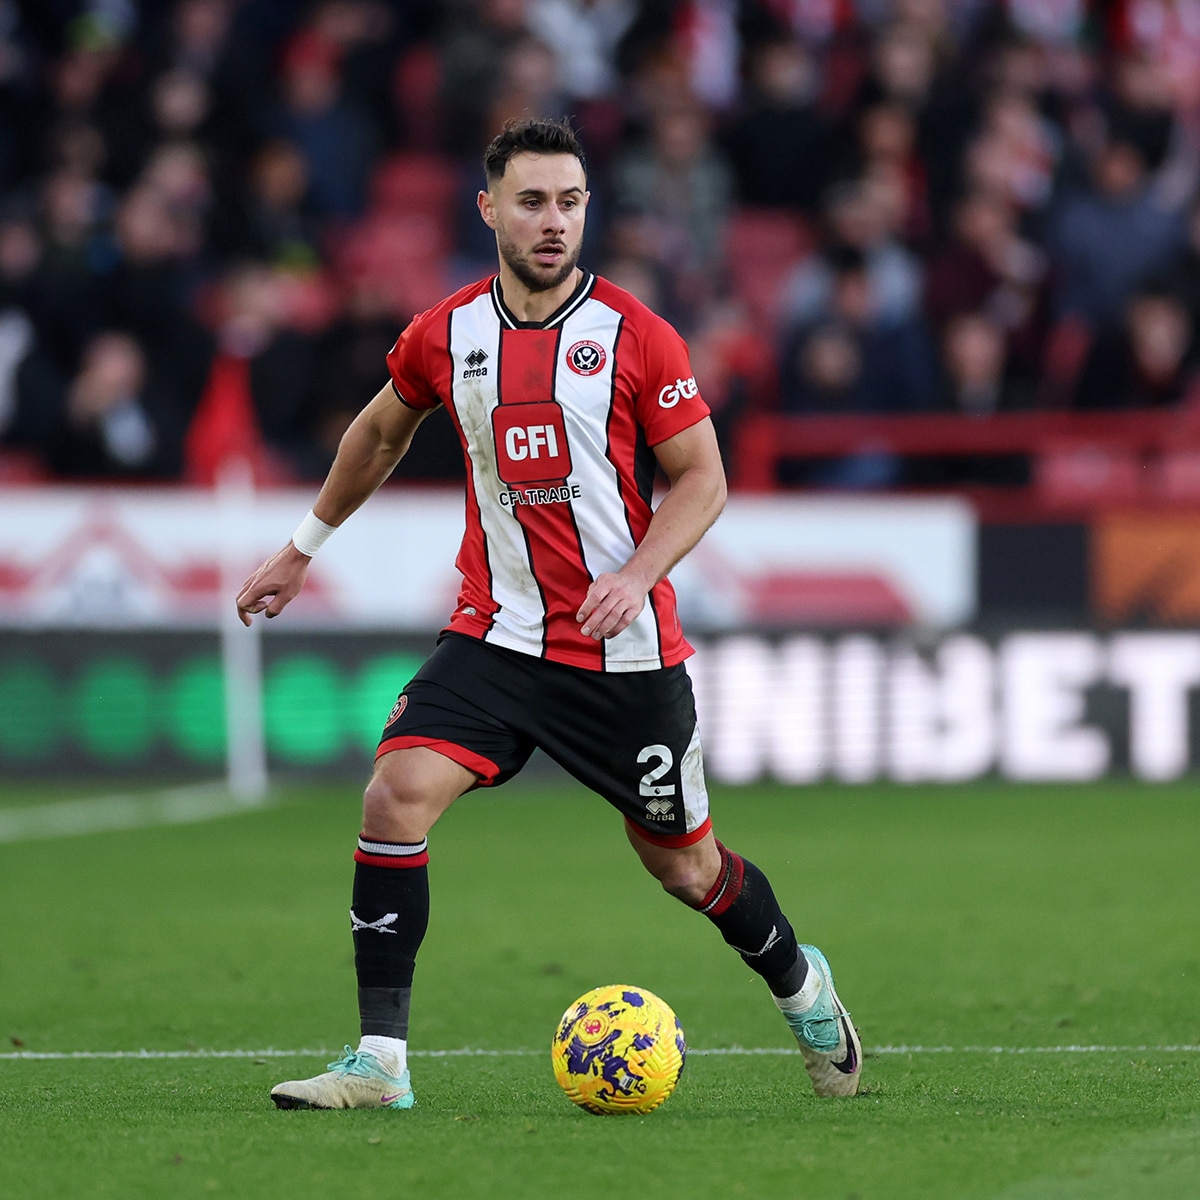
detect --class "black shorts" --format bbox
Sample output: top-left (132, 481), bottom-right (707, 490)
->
top-left (377, 633), bottom-right (711, 846)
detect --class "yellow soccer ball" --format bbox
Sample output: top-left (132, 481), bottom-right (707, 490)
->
top-left (551, 984), bottom-right (686, 1115)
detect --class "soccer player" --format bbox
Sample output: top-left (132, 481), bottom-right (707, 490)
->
top-left (236, 118), bottom-right (861, 1108)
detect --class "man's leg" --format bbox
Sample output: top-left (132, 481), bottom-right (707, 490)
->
top-left (270, 747), bottom-right (476, 1110)
top-left (625, 825), bottom-right (862, 1098)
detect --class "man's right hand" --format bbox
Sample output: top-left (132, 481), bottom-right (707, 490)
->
top-left (236, 542), bottom-right (312, 627)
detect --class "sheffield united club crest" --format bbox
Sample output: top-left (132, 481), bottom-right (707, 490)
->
top-left (566, 340), bottom-right (606, 376)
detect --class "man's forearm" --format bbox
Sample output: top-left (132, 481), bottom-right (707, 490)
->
top-left (310, 387), bottom-right (426, 527)
top-left (621, 460), bottom-right (726, 593)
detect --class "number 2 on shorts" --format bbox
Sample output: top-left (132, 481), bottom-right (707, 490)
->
top-left (637, 744), bottom-right (676, 798)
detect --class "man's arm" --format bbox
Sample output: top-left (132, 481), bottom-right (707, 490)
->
top-left (236, 383), bottom-right (432, 626)
top-left (576, 416), bottom-right (727, 640)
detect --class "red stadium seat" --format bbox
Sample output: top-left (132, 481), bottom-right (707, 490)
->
top-left (722, 207), bottom-right (813, 332)
top-left (370, 153), bottom-right (460, 217)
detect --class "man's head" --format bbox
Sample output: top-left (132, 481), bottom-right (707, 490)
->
top-left (479, 118), bottom-right (588, 294)
top-left (482, 117), bottom-right (585, 188)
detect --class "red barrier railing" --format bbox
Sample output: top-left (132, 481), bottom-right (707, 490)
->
top-left (732, 409), bottom-right (1200, 492)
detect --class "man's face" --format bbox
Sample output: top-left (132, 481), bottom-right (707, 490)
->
top-left (479, 151), bottom-right (588, 293)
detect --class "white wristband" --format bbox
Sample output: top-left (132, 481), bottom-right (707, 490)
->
top-left (291, 510), bottom-right (337, 557)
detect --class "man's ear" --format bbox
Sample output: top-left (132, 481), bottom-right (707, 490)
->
top-left (477, 189), bottom-right (496, 230)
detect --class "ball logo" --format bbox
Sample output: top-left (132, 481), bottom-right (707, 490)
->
top-left (658, 376), bottom-right (699, 408)
top-left (566, 340), bottom-right (606, 376)
top-left (576, 1010), bottom-right (611, 1043)
top-left (386, 695), bottom-right (408, 725)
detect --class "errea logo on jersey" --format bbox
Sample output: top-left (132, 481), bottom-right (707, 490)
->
top-left (658, 376), bottom-right (699, 408)
top-left (463, 348), bottom-right (489, 378)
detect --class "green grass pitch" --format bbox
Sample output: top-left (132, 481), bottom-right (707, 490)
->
top-left (1, 778), bottom-right (1198, 1199)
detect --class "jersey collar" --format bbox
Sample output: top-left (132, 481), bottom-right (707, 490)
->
top-left (490, 272), bottom-right (595, 331)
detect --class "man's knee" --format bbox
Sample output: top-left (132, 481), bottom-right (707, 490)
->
top-left (361, 748), bottom-right (474, 840)
top-left (636, 837), bottom-right (722, 907)
top-left (363, 769), bottom-right (430, 818)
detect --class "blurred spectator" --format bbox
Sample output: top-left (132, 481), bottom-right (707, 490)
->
top-left (1003, 0), bottom-right (1085, 46)
top-left (0, 211), bottom-right (44, 452)
top-left (94, 181), bottom-right (214, 420)
top-left (486, 35), bottom-right (568, 138)
top-left (29, 167), bottom-right (112, 370)
top-left (780, 244), bottom-right (936, 417)
top-left (1111, 0), bottom-right (1200, 111)
top-left (851, 100), bottom-right (932, 245)
top-left (1103, 52), bottom-right (1177, 174)
top-left (1074, 285), bottom-right (1200, 410)
top-left (686, 295), bottom-right (777, 458)
top-left (961, 88), bottom-right (1061, 225)
top-left (439, 0), bottom-right (532, 155)
top-left (905, 307), bottom-right (1031, 486)
top-left (616, 0), bottom-right (770, 114)
top-left (610, 104), bottom-right (735, 319)
top-left (303, 1), bottom-right (405, 147)
top-left (859, 20), bottom-right (939, 111)
top-left (211, 138), bottom-right (322, 267)
top-left (296, 279), bottom-right (463, 482)
top-left (599, 211), bottom-right (686, 326)
top-left (763, 0), bottom-right (859, 49)
top-left (778, 315), bottom-right (904, 487)
top-left (923, 188), bottom-right (1048, 374)
top-left (781, 175), bottom-right (923, 329)
top-left (722, 37), bottom-right (830, 213)
top-left (159, 0), bottom-right (236, 77)
top-left (264, 24), bottom-right (378, 219)
top-left (1164, 197), bottom-right (1200, 332)
top-left (938, 309), bottom-right (1028, 415)
top-left (528, 0), bottom-right (635, 109)
top-left (1048, 135), bottom-right (1187, 327)
top-left (196, 262), bottom-right (317, 475)
top-left (40, 330), bottom-right (182, 478)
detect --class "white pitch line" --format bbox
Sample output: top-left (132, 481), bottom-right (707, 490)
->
top-left (0, 783), bottom-right (270, 844)
top-left (3, 1045), bottom-right (1198, 1062)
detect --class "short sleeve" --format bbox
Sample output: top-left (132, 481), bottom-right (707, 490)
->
top-left (633, 315), bottom-right (711, 446)
top-left (385, 309), bottom-right (441, 410)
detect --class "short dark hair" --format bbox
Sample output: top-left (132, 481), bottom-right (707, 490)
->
top-left (483, 118), bottom-right (585, 185)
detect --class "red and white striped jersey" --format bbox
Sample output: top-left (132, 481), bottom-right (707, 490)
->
top-left (386, 272), bottom-right (711, 673)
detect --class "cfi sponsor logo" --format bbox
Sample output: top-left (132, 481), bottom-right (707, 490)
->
top-left (386, 694), bottom-right (408, 725)
top-left (658, 376), bottom-right (699, 408)
top-left (566, 340), bottom-right (606, 376)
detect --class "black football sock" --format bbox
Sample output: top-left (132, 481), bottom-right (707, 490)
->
top-left (694, 841), bottom-right (808, 998)
top-left (351, 835), bottom-right (431, 1039)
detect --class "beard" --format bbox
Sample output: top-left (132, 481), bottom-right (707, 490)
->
top-left (495, 227), bottom-right (582, 293)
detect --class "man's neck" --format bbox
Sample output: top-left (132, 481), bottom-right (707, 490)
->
top-left (496, 266), bottom-right (583, 325)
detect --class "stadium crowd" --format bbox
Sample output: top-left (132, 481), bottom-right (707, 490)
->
top-left (3, 0), bottom-right (1200, 488)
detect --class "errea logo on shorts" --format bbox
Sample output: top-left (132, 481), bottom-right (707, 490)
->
top-left (658, 376), bottom-right (699, 408)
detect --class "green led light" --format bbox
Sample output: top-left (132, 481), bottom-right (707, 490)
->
top-left (0, 658), bottom-right (59, 760)
top-left (348, 653), bottom-right (424, 753)
top-left (167, 656), bottom-right (225, 763)
top-left (265, 655), bottom-right (343, 764)
top-left (77, 657), bottom-right (156, 762)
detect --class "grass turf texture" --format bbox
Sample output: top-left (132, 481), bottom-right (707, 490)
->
top-left (1, 779), bottom-right (1197, 1199)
